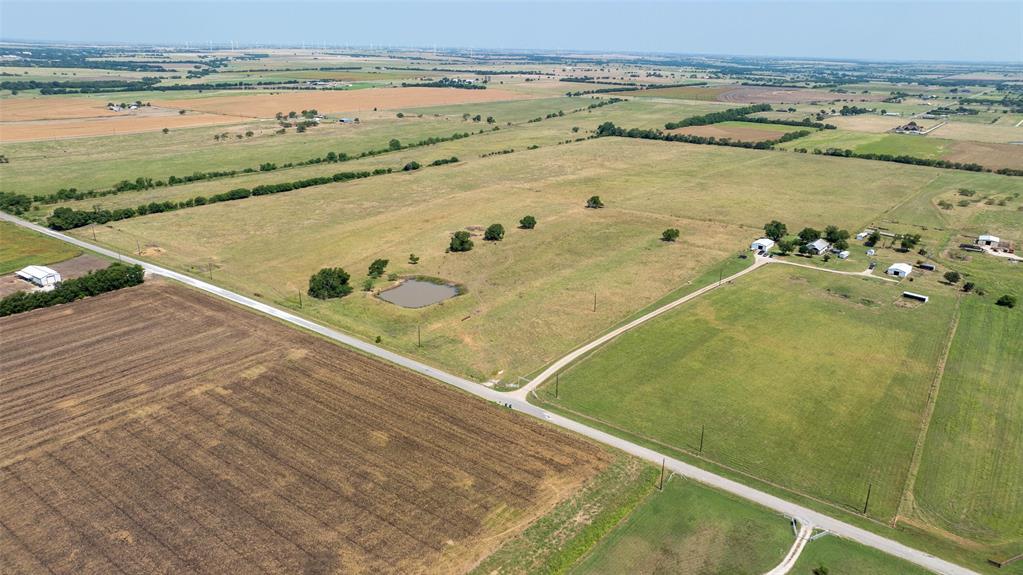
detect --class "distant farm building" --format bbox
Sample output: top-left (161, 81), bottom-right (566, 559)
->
top-left (866, 248), bottom-right (876, 256)
top-left (919, 263), bottom-right (936, 271)
top-left (838, 250), bottom-right (850, 259)
top-left (887, 263), bottom-right (913, 278)
top-left (751, 238), bottom-right (775, 252)
top-left (16, 265), bottom-right (61, 289)
top-left (338, 118), bottom-right (355, 124)
top-left (977, 234), bottom-right (1000, 247)
top-left (903, 291), bottom-right (929, 303)
top-left (806, 239), bottom-right (831, 255)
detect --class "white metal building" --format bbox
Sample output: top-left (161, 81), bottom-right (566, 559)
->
top-left (806, 238), bottom-right (831, 255)
top-left (16, 265), bottom-right (61, 288)
top-left (886, 263), bottom-right (913, 278)
top-left (977, 234), bottom-right (1000, 246)
top-left (751, 238), bottom-right (775, 252)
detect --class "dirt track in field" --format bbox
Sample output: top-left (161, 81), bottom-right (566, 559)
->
top-left (159, 87), bottom-right (530, 118)
top-left (0, 281), bottom-right (606, 574)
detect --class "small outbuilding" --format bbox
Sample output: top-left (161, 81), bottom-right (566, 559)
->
top-left (886, 263), bottom-right (912, 278)
top-left (806, 239), bottom-right (831, 255)
top-left (16, 265), bottom-right (61, 289)
top-left (855, 230), bottom-right (873, 240)
top-left (838, 250), bottom-right (850, 259)
top-left (977, 234), bottom-right (1000, 246)
top-left (751, 238), bottom-right (775, 252)
top-left (866, 248), bottom-right (876, 256)
top-left (903, 291), bottom-right (929, 303)
top-left (919, 263), bottom-right (936, 271)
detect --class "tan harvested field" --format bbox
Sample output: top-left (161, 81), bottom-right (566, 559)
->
top-left (826, 114), bottom-right (937, 133)
top-left (946, 140), bottom-right (1023, 171)
top-left (0, 97), bottom-right (120, 121)
top-left (717, 86), bottom-right (886, 104)
top-left (669, 123), bottom-right (793, 142)
top-left (0, 282), bottom-right (607, 574)
top-left (159, 87), bottom-right (531, 118)
top-left (930, 120), bottom-right (1023, 143)
top-left (0, 111), bottom-right (247, 142)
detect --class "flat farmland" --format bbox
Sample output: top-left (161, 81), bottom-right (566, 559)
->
top-left (620, 85), bottom-right (733, 101)
top-left (945, 140), bottom-right (1023, 171)
top-left (158, 86), bottom-right (531, 118)
top-left (0, 109), bottom-right (248, 143)
top-left (537, 265), bottom-right (957, 521)
top-left (668, 120), bottom-right (805, 142)
top-left (73, 138), bottom-right (1013, 383)
top-left (909, 299), bottom-right (1023, 555)
top-left (0, 96), bottom-right (123, 121)
top-left (0, 281), bottom-right (609, 574)
top-left (0, 221), bottom-right (81, 274)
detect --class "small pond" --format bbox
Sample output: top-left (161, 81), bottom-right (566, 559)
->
top-left (377, 279), bottom-right (459, 308)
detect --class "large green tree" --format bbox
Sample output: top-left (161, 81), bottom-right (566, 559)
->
top-left (763, 220), bottom-right (787, 241)
top-left (450, 231), bottom-right (474, 252)
top-left (308, 267), bottom-right (353, 299)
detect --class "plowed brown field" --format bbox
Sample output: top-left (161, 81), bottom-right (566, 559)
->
top-left (159, 86), bottom-right (530, 118)
top-left (0, 282), bottom-right (606, 574)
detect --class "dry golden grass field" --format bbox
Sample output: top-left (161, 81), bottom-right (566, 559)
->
top-left (159, 87), bottom-right (531, 118)
top-left (0, 281), bottom-right (607, 574)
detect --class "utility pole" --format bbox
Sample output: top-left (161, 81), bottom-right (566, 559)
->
top-left (555, 372), bottom-right (559, 398)
top-left (658, 458), bottom-right (665, 490)
top-left (417, 324), bottom-right (421, 347)
top-left (208, 262), bottom-right (213, 280)
top-left (593, 291), bottom-right (597, 313)
top-left (135, 239), bottom-right (141, 255)
top-left (699, 424), bottom-right (705, 454)
top-left (298, 291), bottom-right (302, 308)
top-left (863, 482), bottom-right (872, 515)
top-left (92, 225), bottom-right (97, 242)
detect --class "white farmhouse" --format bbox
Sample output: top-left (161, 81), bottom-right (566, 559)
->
top-left (886, 263), bottom-right (912, 278)
top-left (750, 238), bottom-right (775, 252)
top-left (16, 265), bottom-right (61, 289)
top-left (977, 234), bottom-right (1000, 247)
top-left (806, 238), bottom-right (831, 255)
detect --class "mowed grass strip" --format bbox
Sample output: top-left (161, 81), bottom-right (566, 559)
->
top-left (793, 534), bottom-right (933, 575)
top-left (910, 298), bottom-right (1023, 551)
top-left (543, 265), bottom-right (957, 520)
top-left (571, 477), bottom-right (792, 575)
top-left (0, 221), bottom-right (81, 274)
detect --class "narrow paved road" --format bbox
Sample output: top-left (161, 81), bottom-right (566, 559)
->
top-left (0, 213), bottom-right (978, 575)
top-left (765, 521), bottom-right (814, 575)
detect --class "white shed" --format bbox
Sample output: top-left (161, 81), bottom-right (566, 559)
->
top-left (751, 238), bottom-right (775, 252)
top-left (16, 265), bottom-right (61, 288)
top-left (977, 234), bottom-right (1000, 246)
top-left (866, 248), bottom-right (876, 256)
top-left (838, 250), bottom-right (850, 259)
top-left (886, 263), bottom-right (912, 278)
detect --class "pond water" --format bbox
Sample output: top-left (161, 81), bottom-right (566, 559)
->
top-left (377, 280), bottom-right (459, 308)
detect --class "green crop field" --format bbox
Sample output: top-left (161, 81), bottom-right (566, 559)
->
top-left (0, 221), bottom-right (81, 274)
top-left (910, 298), bottom-right (1023, 554)
top-left (572, 477), bottom-right (792, 574)
top-left (538, 265), bottom-right (957, 521)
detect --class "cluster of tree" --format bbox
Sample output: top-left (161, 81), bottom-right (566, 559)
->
top-left (519, 215), bottom-right (537, 229)
top-left (484, 224), bottom-right (505, 241)
top-left (586, 196), bottom-right (604, 208)
top-left (0, 263), bottom-right (144, 317)
top-left (837, 105), bottom-right (873, 116)
top-left (401, 78), bottom-right (486, 90)
top-left (1, 78), bottom-right (160, 94)
top-left (664, 104), bottom-right (772, 130)
top-left (594, 122), bottom-right (811, 150)
top-left (46, 169), bottom-right (390, 230)
top-left (449, 231), bottom-right (474, 252)
top-left (816, 148), bottom-right (998, 174)
top-left (763, 221), bottom-right (852, 254)
top-left (661, 228), bottom-right (680, 242)
top-left (0, 46), bottom-right (166, 71)
top-left (308, 267), bottom-right (352, 299)
top-left (0, 192), bottom-right (32, 215)
top-left (429, 156), bottom-right (459, 166)
top-left (383, 66), bottom-right (549, 76)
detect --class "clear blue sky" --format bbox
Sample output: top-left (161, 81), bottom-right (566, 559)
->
top-left (2, 1), bottom-right (1021, 63)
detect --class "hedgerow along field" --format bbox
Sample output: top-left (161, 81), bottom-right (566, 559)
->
top-left (537, 265), bottom-right (957, 523)
top-left (0, 281), bottom-right (614, 574)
